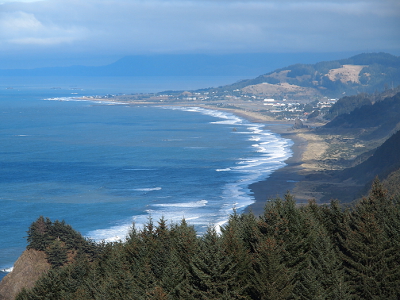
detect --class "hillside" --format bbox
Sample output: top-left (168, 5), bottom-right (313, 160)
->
top-left (208, 52), bottom-right (400, 98)
top-left (323, 91), bottom-right (400, 140)
top-left (298, 90), bottom-right (400, 202)
top-left (338, 129), bottom-right (400, 186)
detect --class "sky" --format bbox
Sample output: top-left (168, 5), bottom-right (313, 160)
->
top-left (0, 0), bottom-right (399, 69)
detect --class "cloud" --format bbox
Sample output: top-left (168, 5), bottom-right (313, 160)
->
top-left (0, 8), bottom-right (87, 48)
top-left (0, 0), bottom-right (399, 62)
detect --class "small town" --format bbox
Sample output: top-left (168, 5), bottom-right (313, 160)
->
top-left (84, 89), bottom-right (338, 122)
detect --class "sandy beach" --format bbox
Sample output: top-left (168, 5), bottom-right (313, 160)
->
top-left (203, 106), bottom-right (328, 215)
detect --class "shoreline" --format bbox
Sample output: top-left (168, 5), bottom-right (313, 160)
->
top-left (217, 108), bottom-right (309, 215)
top-left (191, 105), bottom-right (312, 215)
top-left (246, 126), bottom-right (308, 215)
top-left (81, 97), bottom-right (317, 216)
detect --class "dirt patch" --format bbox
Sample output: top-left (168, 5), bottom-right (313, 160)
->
top-left (241, 82), bottom-right (319, 97)
top-left (326, 65), bottom-right (365, 83)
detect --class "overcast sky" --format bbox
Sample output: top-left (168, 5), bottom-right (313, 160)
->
top-left (0, 0), bottom-right (399, 68)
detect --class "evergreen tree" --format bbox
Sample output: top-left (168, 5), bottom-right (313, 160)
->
top-left (161, 219), bottom-right (198, 299)
top-left (260, 193), bottom-right (310, 272)
top-left (297, 212), bottom-right (351, 299)
top-left (232, 211), bottom-right (261, 254)
top-left (168, 218), bottom-right (197, 268)
top-left (190, 227), bottom-right (247, 299)
top-left (45, 239), bottom-right (68, 268)
top-left (159, 246), bottom-right (195, 299)
top-left (252, 237), bottom-right (294, 300)
top-left (339, 178), bottom-right (400, 298)
top-left (340, 211), bottom-right (393, 298)
top-left (220, 217), bottom-right (253, 297)
top-left (26, 216), bottom-right (51, 251)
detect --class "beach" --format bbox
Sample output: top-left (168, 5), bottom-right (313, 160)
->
top-left (80, 97), bottom-right (326, 215)
top-left (197, 106), bottom-right (328, 215)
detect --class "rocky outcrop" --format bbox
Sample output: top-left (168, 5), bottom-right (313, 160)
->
top-left (292, 118), bottom-right (307, 129)
top-left (0, 249), bottom-right (50, 300)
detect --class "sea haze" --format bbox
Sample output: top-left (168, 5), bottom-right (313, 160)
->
top-left (0, 77), bottom-right (292, 277)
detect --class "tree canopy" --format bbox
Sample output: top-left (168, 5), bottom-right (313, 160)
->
top-left (17, 179), bottom-right (400, 299)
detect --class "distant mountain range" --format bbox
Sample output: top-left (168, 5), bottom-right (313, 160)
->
top-left (2, 52), bottom-right (399, 98)
top-left (206, 52), bottom-right (400, 98)
top-left (0, 53), bottom-right (351, 78)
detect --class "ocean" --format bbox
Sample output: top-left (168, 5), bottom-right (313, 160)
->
top-left (0, 76), bottom-right (293, 279)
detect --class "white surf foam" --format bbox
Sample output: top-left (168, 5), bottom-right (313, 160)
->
top-left (1, 267), bottom-right (13, 273)
top-left (133, 187), bottom-right (162, 192)
top-left (153, 200), bottom-right (208, 208)
top-left (123, 168), bottom-right (157, 171)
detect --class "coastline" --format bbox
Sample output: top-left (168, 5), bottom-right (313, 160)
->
top-left (246, 127), bottom-right (308, 215)
top-left (81, 97), bottom-right (318, 216)
top-left (216, 108), bottom-right (309, 215)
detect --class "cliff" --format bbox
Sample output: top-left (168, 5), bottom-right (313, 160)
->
top-left (0, 249), bottom-right (50, 300)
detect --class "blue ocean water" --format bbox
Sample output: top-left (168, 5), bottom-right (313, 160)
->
top-left (0, 76), bottom-right (292, 278)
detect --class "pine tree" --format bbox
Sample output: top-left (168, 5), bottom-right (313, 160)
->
top-left (298, 212), bottom-right (351, 299)
top-left (341, 211), bottom-right (391, 298)
top-left (45, 239), bottom-right (68, 268)
top-left (26, 216), bottom-right (51, 251)
top-left (252, 237), bottom-right (294, 300)
top-left (169, 218), bottom-right (197, 268)
top-left (161, 219), bottom-right (198, 298)
top-left (299, 201), bottom-right (352, 299)
top-left (159, 246), bottom-right (195, 299)
top-left (189, 226), bottom-right (247, 299)
top-left (260, 193), bottom-right (310, 272)
top-left (339, 179), bottom-right (400, 299)
top-left (220, 217), bottom-right (253, 298)
top-left (232, 211), bottom-right (261, 254)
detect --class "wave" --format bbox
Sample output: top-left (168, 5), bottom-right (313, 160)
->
top-left (123, 168), bottom-right (157, 171)
top-left (184, 146), bottom-right (207, 149)
top-left (216, 168), bottom-right (231, 172)
top-left (162, 106), bottom-right (244, 126)
top-left (1, 267), bottom-right (13, 273)
top-left (87, 223), bottom-right (133, 242)
top-left (133, 187), bottom-right (162, 192)
top-left (153, 200), bottom-right (208, 208)
top-left (43, 97), bottom-right (74, 101)
top-left (86, 201), bottom-right (208, 242)
top-left (43, 97), bottom-right (127, 106)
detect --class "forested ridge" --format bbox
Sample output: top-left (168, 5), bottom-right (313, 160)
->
top-left (15, 178), bottom-right (400, 299)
